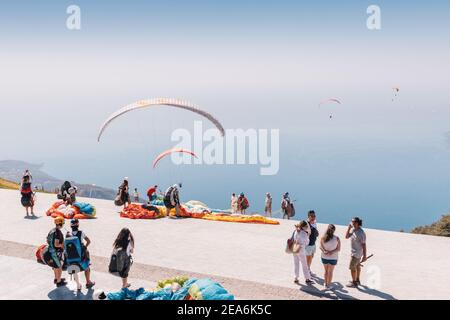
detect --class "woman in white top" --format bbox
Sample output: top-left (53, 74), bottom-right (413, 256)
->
top-left (320, 224), bottom-right (341, 288)
top-left (293, 221), bottom-right (313, 285)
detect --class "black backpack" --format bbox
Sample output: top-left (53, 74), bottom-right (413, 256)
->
top-left (108, 247), bottom-right (132, 277)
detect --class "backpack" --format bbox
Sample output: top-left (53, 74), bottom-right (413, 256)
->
top-left (109, 247), bottom-right (133, 277)
top-left (64, 235), bottom-right (83, 265)
top-left (163, 186), bottom-right (176, 208)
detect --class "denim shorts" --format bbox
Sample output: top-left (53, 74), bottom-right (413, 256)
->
top-left (321, 258), bottom-right (338, 266)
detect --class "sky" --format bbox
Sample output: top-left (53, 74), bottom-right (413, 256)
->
top-left (1, 1), bottom-right (449, 231)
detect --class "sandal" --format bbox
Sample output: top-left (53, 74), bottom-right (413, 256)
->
top-left (86, 282), bottom-right (95, 289)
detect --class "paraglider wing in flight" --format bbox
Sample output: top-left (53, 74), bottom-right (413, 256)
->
top-left (318, 98), bottom-right (342, 107)
top-left (97, 98), bottom-right (225, 142)
top-left (152, 148), bottom-right (198, 168)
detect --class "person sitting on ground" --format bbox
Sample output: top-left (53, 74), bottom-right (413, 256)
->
top-left (305, 210), bottom-right (319, 272)
top-left (47, 216), bottom-right (67, 287)
top-left (264, 193), bottom-right (272, 217)
top-left (111, 228), bottom-right (134, 288)
top-left (146, 185), bottom-right (158, 203)
top-left (237, 193), bottom-right (249, 214)
top-left (68, 218), bottom-right (95, 289)
top-left (164, 183), bottom-right (182, 218)
top-left (20, 175), bottom-right (35, 217)
top-left (345, 217), bottom-right (367, 288)
top-left (118, 178), bottom-right (131, 209)
top-left (320, 224), bottom-right (340, 289)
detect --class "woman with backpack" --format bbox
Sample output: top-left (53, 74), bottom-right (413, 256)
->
top-left (109, 228), bottom-right (134, 288)
top-left (20, 174), bottom-right (35, 217)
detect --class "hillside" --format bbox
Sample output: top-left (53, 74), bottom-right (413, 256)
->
top-left (0, 160), bottom-right (116, 200)
top-left (0, 177), bottom-right (19, 190)
top-left (412, 214), bottom-right (450, 237)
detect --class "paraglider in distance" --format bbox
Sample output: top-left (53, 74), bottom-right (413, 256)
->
top-left (392, 87), bottom-right (400, 102)
top-left (97, 97), bottom-right (225, 142)
top-left (318, 98), bottom-right (342, 119)
top-left (152, 148), bottom-right (198, 168)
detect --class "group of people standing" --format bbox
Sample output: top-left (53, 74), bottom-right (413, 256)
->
top-left (230, 193), bottom-right (250, 214)
top-left (45, 216), bottom-right (135, 289)
top-left (290, 212), bottom-right (367, 289)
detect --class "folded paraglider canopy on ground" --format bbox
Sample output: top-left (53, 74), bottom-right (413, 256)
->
top-left (46, 201), bottom-right (96, 219)
top-left (120, 203), bottom-right (165, 219)
top-left (120, 198), bottom-right (279, 225)
top-left (105, 277), bottom-right (234, 300)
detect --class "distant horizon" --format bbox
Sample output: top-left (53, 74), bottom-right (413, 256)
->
top-left (1, 1), bottom-right (449, 232)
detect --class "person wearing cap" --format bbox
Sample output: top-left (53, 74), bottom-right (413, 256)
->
top-left (292, 220), bottom-right (314, 285)
top-left (47, 216), bottom-right (66, 287)
top-left (69, 218), bottom-right (95, 289)
top-left (118, 178), bottom-right (131, 209)
top-left (345, 217), bottom-right (367, 287)
top-left (264, 193), bottom-right (272, 217)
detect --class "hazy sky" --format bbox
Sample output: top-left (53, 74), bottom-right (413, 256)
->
top-left (1, 1), bottom-right (449, 230)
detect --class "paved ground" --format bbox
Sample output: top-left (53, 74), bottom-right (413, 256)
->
top-left (1, 189), bottom-right (449, 300)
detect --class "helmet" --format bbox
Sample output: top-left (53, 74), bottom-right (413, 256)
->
top-left (70, 218), bottom-right (79, 227)
top-left (93, 290), bottom-right (107, 300)
top-left (54, 216), bottom-right (65, 226)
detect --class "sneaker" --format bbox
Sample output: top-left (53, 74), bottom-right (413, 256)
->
top-left (356, 279), bottom-right (361, 286)
top-left (305, 279), bottom-right (314, 285)
top-left (294, 279), bottom-right (300, 284)
top-left (346, 281), bottom-right (358, 288)
top-left (56, 280), bottom-right (67, 287)
top-left (54, 278), bottom-right (66, 284)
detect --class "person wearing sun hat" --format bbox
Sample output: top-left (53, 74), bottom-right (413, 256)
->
top-left (47, 216), bottom-right (67, 287)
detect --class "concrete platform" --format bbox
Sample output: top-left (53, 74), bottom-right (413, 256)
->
top-left (1, 189), bottom-right (449, 300)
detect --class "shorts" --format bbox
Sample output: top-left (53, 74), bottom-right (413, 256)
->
top-left (321, 258), bottom-right (338, 266)
top-left (349, 256), bottom-right (361, 271)
top-left (305, 245), bottom-right (316, 256)
top-left (49, 251), bottom-right (63, 269)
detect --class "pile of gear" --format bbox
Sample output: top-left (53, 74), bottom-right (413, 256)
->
top-left (46, 201), bottom-right (96, 219)
top-left (120, 203), bottom-right (165, 219)
top-left (94, 277), bottom-right (234, 300)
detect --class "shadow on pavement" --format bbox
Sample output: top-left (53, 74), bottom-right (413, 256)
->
top-left (48, 286), bottom-right (94, 300)
top-left (356, 284), bottom-right (397, 300)
top-left (24, 215), bottom-right (41, 220)
top-left (299, 275), bottom-right (358, 300)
